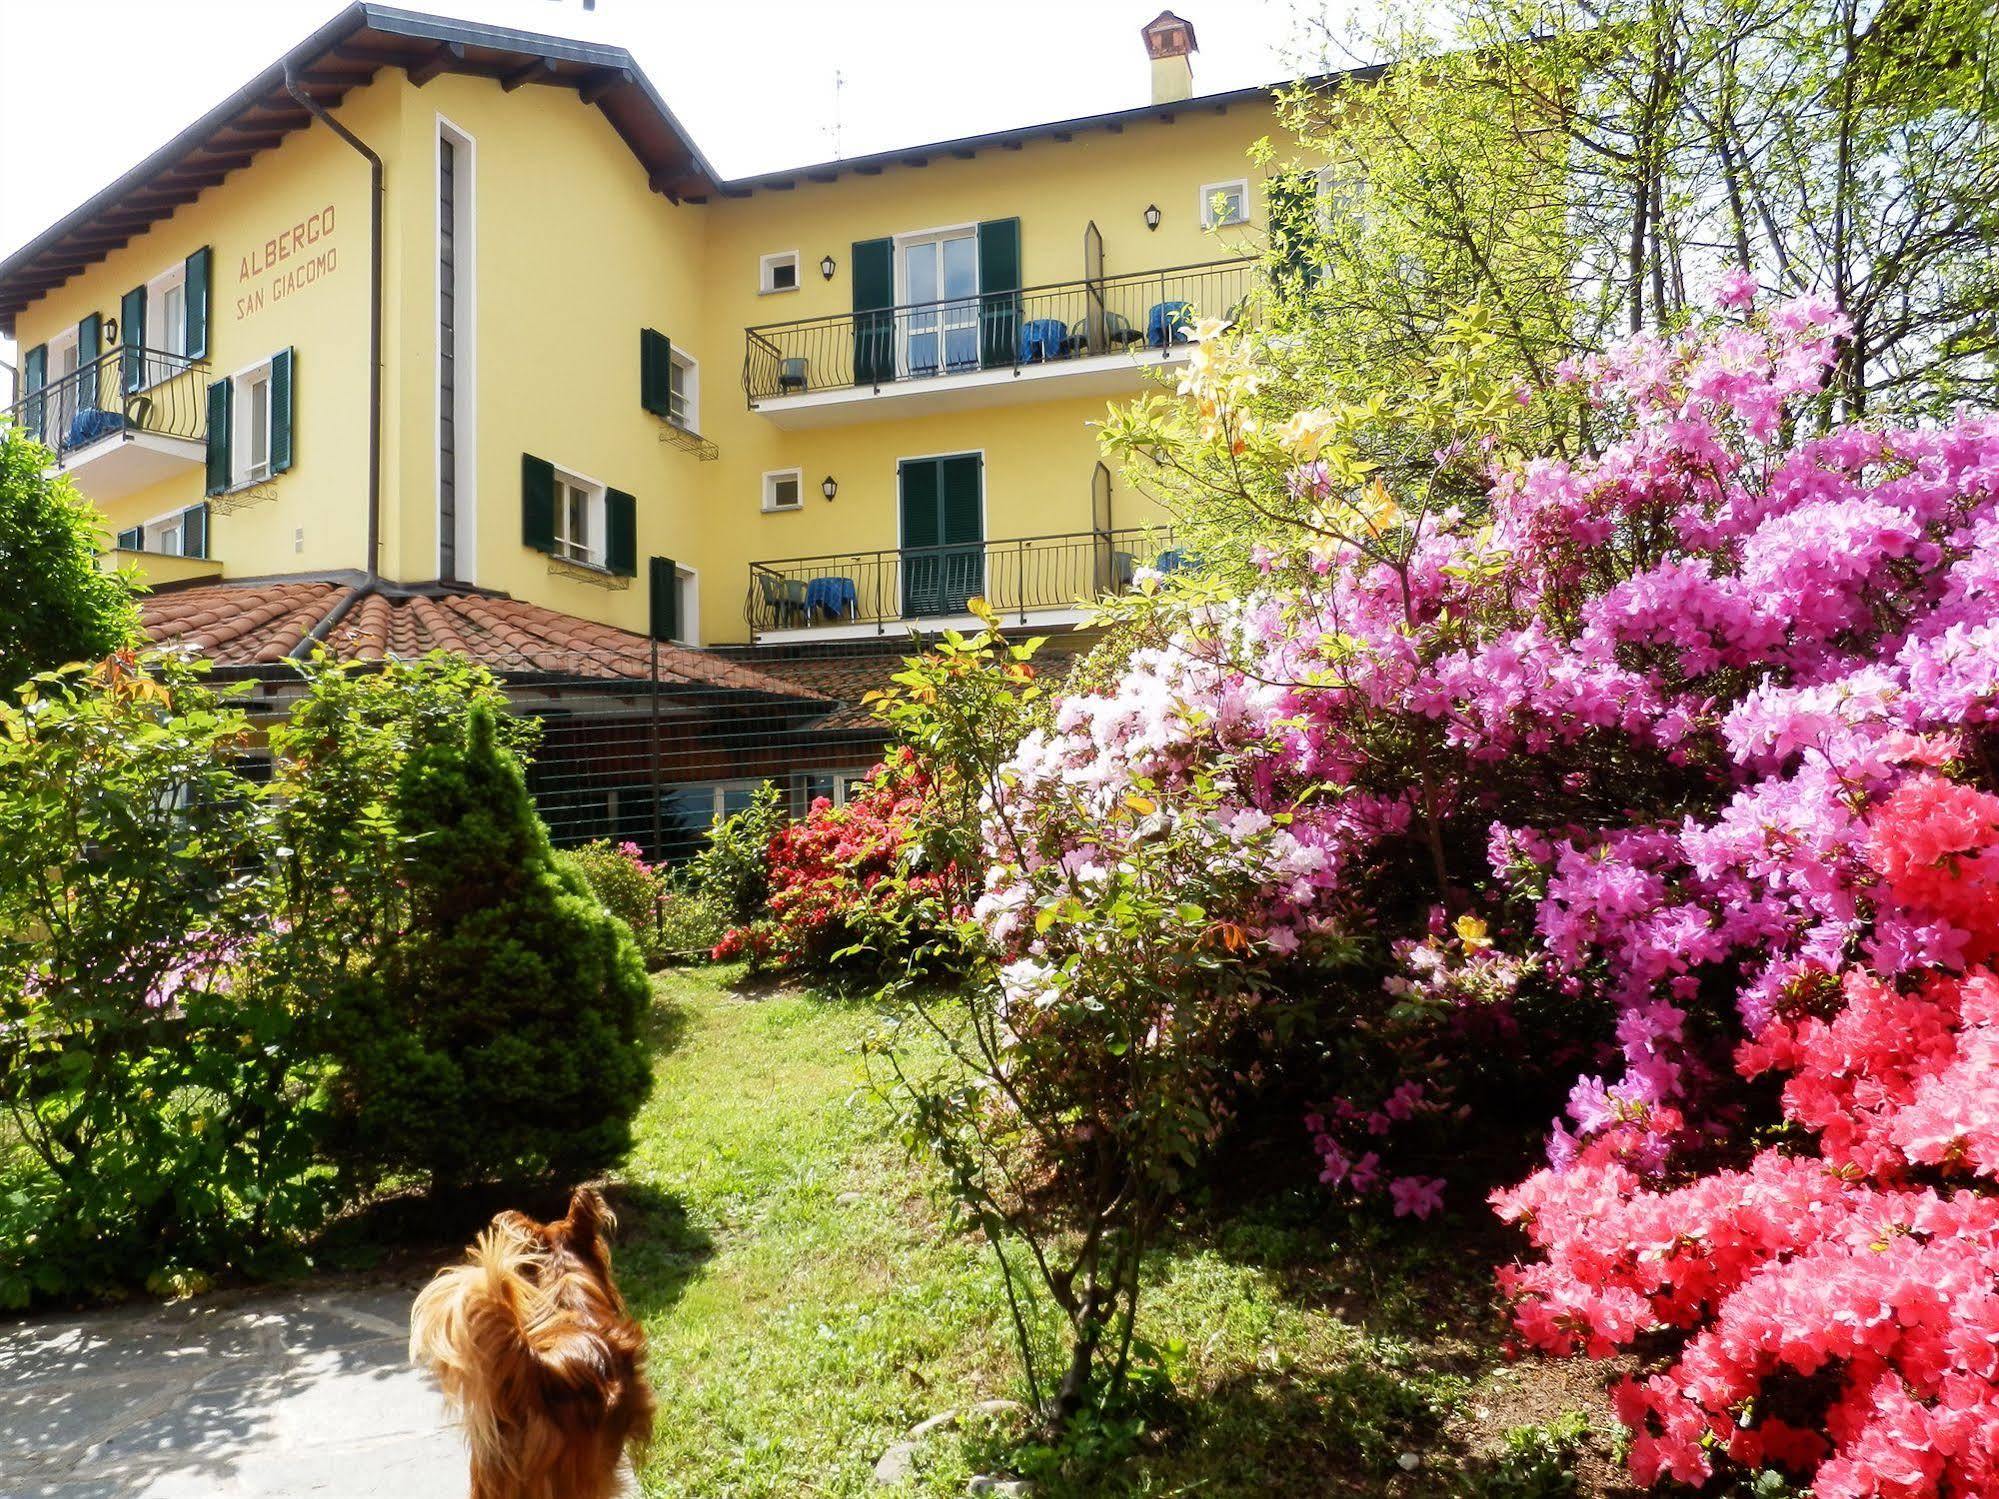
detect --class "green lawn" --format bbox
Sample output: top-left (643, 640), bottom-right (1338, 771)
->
top-left (610, 968), bottom-right (1628, 1498)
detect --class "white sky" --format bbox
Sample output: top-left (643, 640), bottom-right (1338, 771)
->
top-left (0, 0), bottom-right (1348, 376)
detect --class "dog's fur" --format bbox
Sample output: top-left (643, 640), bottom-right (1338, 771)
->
top-left (410, 1188), bottom-right (655, 1499)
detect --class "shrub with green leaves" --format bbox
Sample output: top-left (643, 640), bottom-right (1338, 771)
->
top-left (685, 780), bottom-right (785, 924)
top-left (564, 840), bottom-right (672, 967)
top-left (323, 704), bottom-right (652, 1188)
top-left (0, 654), bottom-right (327, 1303)
top-left (0, 424), bottom-right (138, 694)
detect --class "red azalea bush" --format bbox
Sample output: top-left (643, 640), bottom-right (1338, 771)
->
top-left (713, 748), bottom-right (959, 977)
top-left (1494, 774), bottom-right (1999, 1496)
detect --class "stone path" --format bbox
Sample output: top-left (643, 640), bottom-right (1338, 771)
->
top-left (0, 1277), bottom-right (467, 1498)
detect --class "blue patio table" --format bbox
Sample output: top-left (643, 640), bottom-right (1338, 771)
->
top-left (1147, 300), bottom-right (1195, 348)
top-left (1016, 318), bottom-right (1068, 363)
top-left (806, 575), bottom-right (858, 621)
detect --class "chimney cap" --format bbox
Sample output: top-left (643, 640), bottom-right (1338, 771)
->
top-left (1142, 10), bottom-right (1198, 60)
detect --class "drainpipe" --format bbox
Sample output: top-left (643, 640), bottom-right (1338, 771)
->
top-left (285, 67), bottom-right (382, 582)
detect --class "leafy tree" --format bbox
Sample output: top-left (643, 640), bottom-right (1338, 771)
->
top-left (0, 424), bottom-right (138, 692)
top-left (324, 703), bottom-right (651, 1189)
top-left (1271, 0), bottom-right (1999, 416)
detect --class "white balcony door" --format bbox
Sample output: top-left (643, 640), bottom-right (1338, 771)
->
top-left (899, 230), bottom-right (977, 378)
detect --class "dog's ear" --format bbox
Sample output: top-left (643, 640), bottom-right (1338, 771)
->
top-left (567, 1186), bottom-right (615, 1244)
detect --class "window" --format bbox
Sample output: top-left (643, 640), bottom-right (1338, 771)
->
top-left (148, 265), bottom-right (187, 363)
top-left (1316, 164), bottom-right (1368, 230)
top-left (762, 468), bottom-right (803, 512)
top-left (553, 471), bottom-right (605, 567)
top-left (667, 348), bottom-right (698, 430)
top-left (234, 364), bottom-right (273, 484)
top-left (759, 251), bottom-right (800, 295)
top-left (1199, 178), bottom-right (1250, 229)
top-left (116, 505), bottom-right (207, 558)
top-left (797, 769), bottom-right (873, 815)
top-left (898, 229), bottom-right (979, 375)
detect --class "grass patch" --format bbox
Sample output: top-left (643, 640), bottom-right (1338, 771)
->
top-left (616, 968), bottom-right (1633, 1497)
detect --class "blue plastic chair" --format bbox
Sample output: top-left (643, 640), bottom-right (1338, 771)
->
top-left (1016, 318), bottom-right (1068, 363)
top-left (1156, 548), bottom-right (1199, 575)
top-left (1146, 301), bottom-right (1195, 348)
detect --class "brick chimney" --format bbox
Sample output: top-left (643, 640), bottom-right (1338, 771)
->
top-left (1142, 10), bottom-right (1198, 105)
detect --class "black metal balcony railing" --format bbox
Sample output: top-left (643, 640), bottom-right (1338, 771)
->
top-left (743, 259), bottom-right (1252, 402)
top-left (745, 526), bottom-right (1182, 634)
top-left (6, 345), bottom-right (208, 457)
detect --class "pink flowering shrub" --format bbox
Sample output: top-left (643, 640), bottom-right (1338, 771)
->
top-left (1005, 286), bottom-right (1999, 1475)
top-left (1496, 778), bottom-right (1999, 1495)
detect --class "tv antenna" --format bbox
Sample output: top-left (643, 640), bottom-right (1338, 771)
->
top-left (823, 68), bottom-right (845, 160)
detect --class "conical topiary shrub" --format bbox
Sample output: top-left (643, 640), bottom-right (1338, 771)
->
top-left (326, 703), bottom-right (651, 1188)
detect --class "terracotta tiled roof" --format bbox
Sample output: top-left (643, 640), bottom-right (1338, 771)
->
top-left (139, 580), bottom-right (826, 700)
top-left (728, 634), bottom-right (1095, 731)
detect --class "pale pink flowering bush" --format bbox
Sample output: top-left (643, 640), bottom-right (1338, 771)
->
top-left (1009, 287), bottom-right (1999, 1484)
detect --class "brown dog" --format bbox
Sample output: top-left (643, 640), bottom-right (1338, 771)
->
top-left (410, 1188), bottom-right (655, 1499)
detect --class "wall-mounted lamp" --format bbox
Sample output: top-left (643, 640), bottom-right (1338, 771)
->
top-left (820, 254), bottom-right (837, 280)
top-left (821, 475), bottom-right (838, 501)
top-left (1143, 203), bottom-right (1162, 231)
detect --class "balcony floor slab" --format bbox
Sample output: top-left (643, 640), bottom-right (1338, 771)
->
top-left (749, 347), bottom-right (1190, 428)
top-left (51, 430), bottom-right (207, 504)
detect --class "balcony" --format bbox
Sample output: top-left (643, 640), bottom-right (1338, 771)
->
top-left (102, 546), bottom-right (223, 589)
top-left (7, 345), bottom-right (208, 502)
top-left (741, 259), bottom-right (1251, 428)
top-left (745, 526), bottom-right (1178, 643)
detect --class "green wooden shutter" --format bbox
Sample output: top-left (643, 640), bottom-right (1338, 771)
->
top-left (605, 488), bottom-right (637, 576)
top-left (21, 344), bottom-right (46, 441)
top-left (976, 219), bottom-right (1021, 369)
top-left (120, 286), bottom-right (146, 393)
top-left (181, 503), bottom-right (208, 560)
top-left (184, 247), bottom-right (211, 359)
top-left (269, 348), bottom-right (295, 474)
top-left (640, 328), bottom-right (672, 417)
top-left (899, 458), bottom-right (942, 616)
top-left (77, 314), bottom-right (101, 394)
top-left (521, 454), bottom-right (556, 552)
top-left (852, 237), bottom-right (893, 385)
top-left (648, 556), bottom-right (680, 641)
top-left (205, 378), bottom-right (231, 495)
top-left (115, 525), bottom-right (143, 550)
top-left (940, 453), bottom-right (985, 610)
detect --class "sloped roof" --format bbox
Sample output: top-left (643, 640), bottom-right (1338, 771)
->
top-left (140, 579), bottom-right (827, 701)
top-left (0, 4), bottom-right (723, 333)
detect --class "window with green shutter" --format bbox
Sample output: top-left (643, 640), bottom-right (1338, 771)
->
top-left (270, 348), bottom-right (294, 473)
top-left (521, 454), bottom-right (556, 553)
top-left (181, 503), bottom-right (208, 560)
top-left (205, 379), bottom-right (231, 495)
top-left (649, 556), bottom-right (680, 641)
top-left (852, 237), bottom-right (893, 385)
top-left (640, 329), bottom-right (672, 417)
top-left (21, 345), bottom-right (46, 445)
top-left (77, 315), bottom-right (101, 392)
top-left (976, 218), bottom-right (1020, 369)
top-left (899, 453), bottom-right (983, 617)
top-left (184, 247), bottom-right (211, 360)
top-left (605, 488), bottom-right (637, 577)
top-left (120, 286), bottom-right (146, 393)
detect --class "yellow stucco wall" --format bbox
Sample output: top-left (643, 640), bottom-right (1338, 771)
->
top-left (13, 69), bottom-right (1299, 645)
top-left (17, 78), bottom-right (393, 580)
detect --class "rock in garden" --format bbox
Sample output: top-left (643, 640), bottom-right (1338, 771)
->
top-left (1397, 1452), bottom-right (1421, 1472)
top-left (967, 1399), bottom-right (1026, 1420)
top-left (874, 1441), bottom-right (918, 1484)
top-left (966, 1478), bottom-right (1036, 1498)
top-left (909, 1410), bottom-right (958, 1439)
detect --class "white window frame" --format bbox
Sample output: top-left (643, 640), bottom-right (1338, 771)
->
top-left (671, 563), bottom-right (700, 646)
top-left (761, 467), bottom-right (803, 513)
top-left (43, 327), bottom-right (81, 436)
top-left (145, 262), bottom-right (188, 369)
top-left (436, 114), bottom-right (478, 583)
top-left (551, 466), bottom-right (608, 569)
top-left (1316, 163), bottom-right (1368, 230)
top-left (893, 222), bottom-right (980, 377)
top-left (228, 355), bottom-right (276, 487)
top-left (139, 506), bottom-right (188, 556)
top-left (758, 250), bottom-right (800, 295)
top-left (1199, 178), bottom-right (1251, 229)
top-left (666, 347), bottom-right (699, 431)
top-left (797, 767), bottom-right (875, 813)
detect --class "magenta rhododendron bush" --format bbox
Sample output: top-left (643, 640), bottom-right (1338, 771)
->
top-left (983, 290), bottom-right (1999, 1488)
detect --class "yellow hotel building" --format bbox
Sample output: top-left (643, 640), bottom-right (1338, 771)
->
top-left (0, 5), bottom-right (1346, 843)
top-left (0, 5), bottom-right (1336, 638)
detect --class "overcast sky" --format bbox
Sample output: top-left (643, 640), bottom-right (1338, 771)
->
top-left (0, 0), bottom-right (1358, 374)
